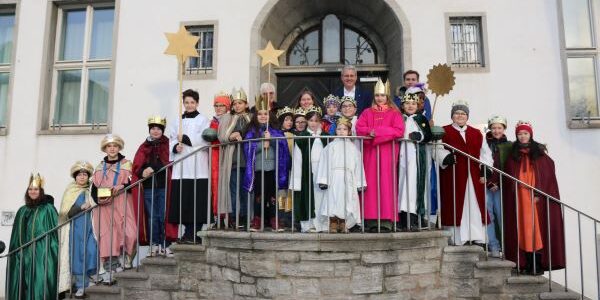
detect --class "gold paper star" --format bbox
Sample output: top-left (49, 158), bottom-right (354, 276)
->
top-left (164, 25), bottom-right (200, 62)
top-left (426, 64), bottom-right (455, 97)
top-left (257, 41), bottom-right (284, 67)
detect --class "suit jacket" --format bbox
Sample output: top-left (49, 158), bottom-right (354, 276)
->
top-left (334, 86), bottom-right (373, 117)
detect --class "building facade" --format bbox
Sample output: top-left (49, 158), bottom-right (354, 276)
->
top-left (0, 0), bottom-right (599, 296)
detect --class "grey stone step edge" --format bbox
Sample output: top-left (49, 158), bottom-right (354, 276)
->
top-left (539, 291), bottom-right (582, 300)
top-left (475, 260), bottom-right (516, 269)
top-left (85, 285), bottom-right (121, 294)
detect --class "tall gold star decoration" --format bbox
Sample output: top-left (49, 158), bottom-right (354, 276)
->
top-left (257, 41), bottom-right (284, 83)
top-left (164, 25), bottom-right (200, 138)
top-left (426, 63), bottom-right (455, 121)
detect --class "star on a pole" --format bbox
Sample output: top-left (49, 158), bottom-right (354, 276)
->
top-left (164, 25), bottom-right (200, 62)
top-left (257, 41), bottom-right (284, 67)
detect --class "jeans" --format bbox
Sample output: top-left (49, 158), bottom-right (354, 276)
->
top-left (144, 188), bottom-right (166, 245)
top-left (486, 189), bottom-right (502, 252)
top-left (231, 167), bottom-right (252, 219)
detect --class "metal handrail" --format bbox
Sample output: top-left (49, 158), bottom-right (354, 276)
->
top-left (0, 135), bottom-right (370, 258)
top-left (431, 141), bottom-right (600, 224)
top-left (2, 135), bottom-right (598, 254)
top-left (4, 134), bottom-right (600, 298)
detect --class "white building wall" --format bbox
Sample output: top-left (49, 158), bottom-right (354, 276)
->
top-left (0, 0), bottom-right (598, 297)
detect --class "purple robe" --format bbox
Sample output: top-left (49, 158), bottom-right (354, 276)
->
top-left (242, 127), bottom-right (289, 192)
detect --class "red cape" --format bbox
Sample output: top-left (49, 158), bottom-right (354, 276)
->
top-left (210, 118), bottom-right (220, 215)
top-left (439, 125), bottom-right (489, 226)
top-left (131, 136), bottom-right (178, 245)
top-left (501, 152), bottom-right (566, 270)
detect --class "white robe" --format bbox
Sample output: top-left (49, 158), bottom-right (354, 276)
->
top-left (439, 124), bottom-right (493, 245)
top-left (398, 115), bottom-right (425, 214)
top-left (168, 112), bottom-right (211, 179)
top-left (308, 128), bottom-right (326, 231)
top-left (288, 128), bottom-right (326, 232)
top-left (316, 138), bottom-right (366, 229)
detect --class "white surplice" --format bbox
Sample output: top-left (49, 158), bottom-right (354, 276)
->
top-left (315, 138), bottom-right (367, 229)
top-left (168, 112), bottom-right (211, 179)
top-left (398, 114), bottom-right (425, 214)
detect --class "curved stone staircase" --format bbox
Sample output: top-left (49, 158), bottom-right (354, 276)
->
top-left (85, 231), bottom-right (582, 300)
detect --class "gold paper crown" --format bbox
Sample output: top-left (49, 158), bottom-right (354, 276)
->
top-left (148, 115), bottom-right (167, 127)
top-left (294, 107), bottom-right (307, 116)
top-left (276, 106), bottom-right (294, 119)
top-left (100, 134), bottom-right (125, 151)
top-left (306, 105), bottom-right (322, 116)
top-left (214, 90), bottom-right (232, 100)
top-left (452, 99), bottom-right (469, 108)
top-left (254, 94), bottom-right (269, 111)
top-left (28, 173), bottom-right (44, 189)
top-left (488, 115), bottom-right (507, 128)
top-left (336, 116), bottom-right (353, 129)
top-left (231, 87), bottom-right (248, 102)
top-left (374, 78), bottom-right (391, 96)
top-left (323, 94), bottom-right (340, 106)
top-left (340, 96), bottom-right (356, 106)
top-left (402, 93), bottom-right (421, 104)
top-left (70, 161), bottom-right (94, 177)
top-left (516, 120), bottom-right (533, 128)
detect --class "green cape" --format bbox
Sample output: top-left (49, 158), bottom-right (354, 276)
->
top-left (6, 197), bottom-right (59, 300)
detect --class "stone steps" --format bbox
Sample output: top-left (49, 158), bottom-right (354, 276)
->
top-left (85, 231), bottom-right (588, 300)
top-left (440, 244), bottom-right (587, 300)
top-left (86, 285), bottom-right (121, 300)
top-left (539, 291), bottom-right (582, 300)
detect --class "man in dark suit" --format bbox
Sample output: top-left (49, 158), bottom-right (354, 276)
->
top-left (333, 65), bottom-right (372, 116)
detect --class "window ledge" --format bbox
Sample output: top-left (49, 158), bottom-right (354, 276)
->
top-left (38, 126), bottom-right (110, 135)
top-left (183, 72), bottom-right (216, 80)
top-left (568, 120), bottom-right (600, 129)
top-left (450, 65), bottom-right (490, 73)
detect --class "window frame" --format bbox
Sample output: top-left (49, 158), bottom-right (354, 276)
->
top-left (0, 2), bottom-right (18, 136)
top-left (38, 0), bottom-right (118, 135)
top-left (444, 12), bottom-right (490, 73)
top-left (558, 0), bottom-right (600, 128)
top-left (181, 20), bottom-right (218, 80)
top-left (286, 15), bottom-right (378, 67)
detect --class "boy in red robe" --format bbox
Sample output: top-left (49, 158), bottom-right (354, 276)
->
top-left (132, 117), bottom-right (178, 256)
top-left (437, 100), bottom-right (493, 246)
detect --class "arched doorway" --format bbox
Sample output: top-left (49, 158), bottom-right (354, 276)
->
top-left (249, 0), bottom-right (411, 106)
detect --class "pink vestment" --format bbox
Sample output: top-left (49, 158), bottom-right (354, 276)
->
top-left (92, 158), bottom-right (138, 258)
top-left (355, 107), bottom-right (405, 221)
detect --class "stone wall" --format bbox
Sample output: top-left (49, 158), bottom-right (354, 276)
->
top-left (179, 231), bottom-right (450, 299)
top-left (87, 230), bottom-right (582, 300)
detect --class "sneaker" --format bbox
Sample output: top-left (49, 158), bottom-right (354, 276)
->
top-left (489, 250), bottom-right (502, 258)
top-left (164, 246), bottom-right (174, 258)
top-left (150, 244), bottom-right (160, 257)
top-left (100, 272), bottom-right (115, 285)
top-left (124, 255), bottom-right (132, 269)
top-left (74, 288), bottom-right (85, 299)
top-left (270, 217), bottom-right (285, 232)
top-left (249, 217), bottom-right (262, 232)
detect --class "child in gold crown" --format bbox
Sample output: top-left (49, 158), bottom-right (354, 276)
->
top-left (316, 117), bottom-right (366, 233)
top-left (289, 106), bottom-right (329, 232)
top-left (398, 92), bottom-right (433, 231)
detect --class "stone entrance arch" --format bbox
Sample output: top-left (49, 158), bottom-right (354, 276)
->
top-left (249, 0), bottom-right (412, 99)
